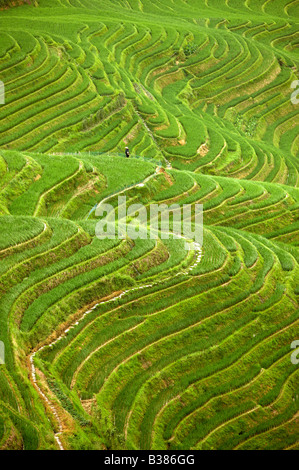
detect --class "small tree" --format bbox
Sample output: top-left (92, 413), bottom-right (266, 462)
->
top-left (183, 41), bottom-right (198, 57)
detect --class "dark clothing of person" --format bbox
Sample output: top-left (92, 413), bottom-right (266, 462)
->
top-left (125, 148), bottom-right (130, 158)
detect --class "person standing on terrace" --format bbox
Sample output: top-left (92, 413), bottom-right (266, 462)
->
top-left (125, 146), bottom-right (130, 158)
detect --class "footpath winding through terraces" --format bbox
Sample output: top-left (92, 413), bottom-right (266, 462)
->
top-left (28, 168), bottom-right (202, 450)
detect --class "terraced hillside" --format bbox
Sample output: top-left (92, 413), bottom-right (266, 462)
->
top-left (0, 0), bottom-right (298, 451)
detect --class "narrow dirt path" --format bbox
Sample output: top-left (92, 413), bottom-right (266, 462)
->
top-left (28, 166), bottom-right (202, 449)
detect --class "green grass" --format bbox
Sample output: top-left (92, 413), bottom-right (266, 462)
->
top-left (0, 0), bottom-right (298, 452)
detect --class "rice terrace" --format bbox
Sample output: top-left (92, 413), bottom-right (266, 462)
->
top-left (0, 0), bottom-right (298, 452)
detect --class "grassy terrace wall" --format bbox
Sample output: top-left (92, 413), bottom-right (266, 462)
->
top-left (0, 0), bottom-right (298, 451)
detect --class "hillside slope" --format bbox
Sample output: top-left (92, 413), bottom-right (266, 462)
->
top-left (0, 0), bottom-right (298, 450)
